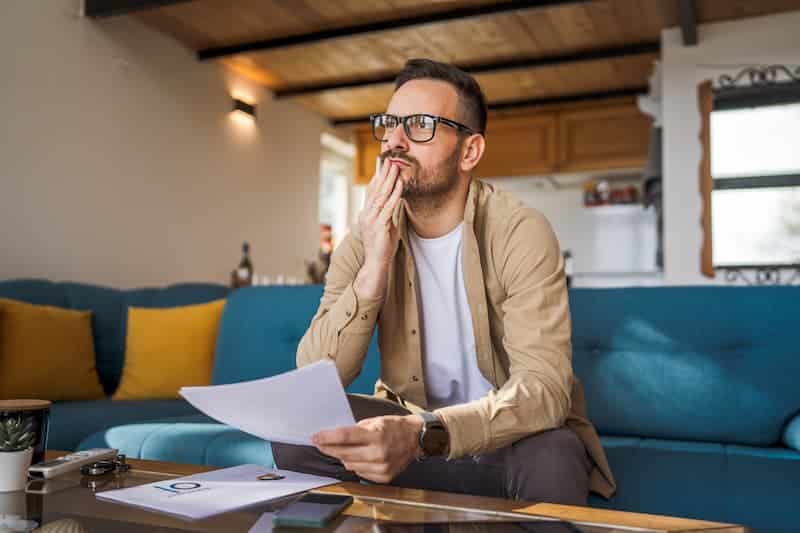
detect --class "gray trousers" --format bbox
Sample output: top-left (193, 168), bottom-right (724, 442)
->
top-left (272, 394), bottom-right (591, 505)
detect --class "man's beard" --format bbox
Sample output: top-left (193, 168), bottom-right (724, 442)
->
top-left (379, 141), bottom-right (463, 214)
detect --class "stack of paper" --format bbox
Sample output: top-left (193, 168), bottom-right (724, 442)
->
top-left (96, 464), bottom-right (338, 520)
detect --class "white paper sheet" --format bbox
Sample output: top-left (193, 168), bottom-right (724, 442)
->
top-left (180, 360), bottom-right (356, 445)
top-left (96, 465), bottom-right (338, 521)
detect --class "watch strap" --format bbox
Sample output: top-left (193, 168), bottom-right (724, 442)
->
top-left (417, 411), bottom-right (446, 458)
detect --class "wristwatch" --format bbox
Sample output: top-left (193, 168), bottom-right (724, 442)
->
top-left (417, 411), bottom-right (449, 458)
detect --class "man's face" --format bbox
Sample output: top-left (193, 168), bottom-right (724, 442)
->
top-left (379, 79), bottom-right (465, 202)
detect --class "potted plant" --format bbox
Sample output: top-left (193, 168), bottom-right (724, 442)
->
top-left (0, 415), bottom-right (35, 492)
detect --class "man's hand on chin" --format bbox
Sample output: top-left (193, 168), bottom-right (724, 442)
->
top-left (312, 415), bottom-right (424, 484)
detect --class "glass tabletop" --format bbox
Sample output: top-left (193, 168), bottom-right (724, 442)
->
top-left (2, 466), bottom-right (735, 533)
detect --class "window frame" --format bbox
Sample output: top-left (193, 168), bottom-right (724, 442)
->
top-left (699, 78), bottom-right (800, 275)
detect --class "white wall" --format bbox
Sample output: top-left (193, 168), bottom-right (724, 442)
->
top-left (0, 1), bottom-right (327, 288)
top-left (661, 10), bottom-right (800, 285)
top-left (483, 174), bottom-right (661, 287)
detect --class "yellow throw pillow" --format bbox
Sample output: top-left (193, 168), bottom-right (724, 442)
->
top-left (113, 299), bottom-right (226, 400)
top-left (0, 298), bottom-right (105, 401)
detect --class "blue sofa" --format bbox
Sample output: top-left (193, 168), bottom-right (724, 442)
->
top-left (2, 279), bottom-right (798, 532)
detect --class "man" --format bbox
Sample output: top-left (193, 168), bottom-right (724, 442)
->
top-left (273, 58), bottom-right (615, 504)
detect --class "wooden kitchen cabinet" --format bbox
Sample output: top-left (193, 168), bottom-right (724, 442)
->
top-left (473, 113), bottom-right (557, 178)
top-left (556, 103), bottom-right (651, 173)
top-left (353, 127), bottom-right (381, 185)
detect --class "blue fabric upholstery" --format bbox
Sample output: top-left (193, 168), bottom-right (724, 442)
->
top-left (212, 285), bottom-right (379, 395)
top-left (61, 282), bottom-right (126, 395)
top-left (48, 399), bottom-right (199, 451)
top-left (212, 286), bottom-right (323, 385)
top-left (589, 437), bottom-right (800, 530)
top-left (571, 286), bottom-right (800, 446)
top-left (599, 438), bottom-right (728, 522)
top-left (783, 414), bottom-right (800, 451)
top-left (725, 444), bottom-right (800, 532)
top-left (78, 414), bottom-right (275, 469)
top-left (7, 279), bottom-right (800, 532)
top-left (0, 279), bottom-right (69, 307)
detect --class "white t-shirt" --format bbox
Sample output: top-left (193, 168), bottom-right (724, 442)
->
top-left (408, 223), bottom-right (493, 410)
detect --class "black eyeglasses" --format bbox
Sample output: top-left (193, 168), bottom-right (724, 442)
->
top-left (370, 113), bottom-right (479, 143)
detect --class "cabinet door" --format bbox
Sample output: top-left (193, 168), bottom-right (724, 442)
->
top-left (474, 114), bottom-right (557, 179)
top-left (557, 103), bottom-right (651, 172)
top-left (353, 127), bottom-right (381, 186)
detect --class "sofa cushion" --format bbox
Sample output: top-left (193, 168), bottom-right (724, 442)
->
top-left (724, 444), bottom-right (800, 533)
top-left (48, 399), bottom-right (199, 451)
top-left (119, 284), bottom-right (230, 393)
top-left (212, 285), bottom-right (380, 395)
top-left (113, 299), bottom-right (225, 400)
top-left (782, 413), bottom-right (800, 451)
top-left (0, 298), bottom-right (105, 402)
top-left (570, 286), bottom-right (800, 447)
top-left (77, 414), bottom-right (274, 469)
top-left (589, 436), bottom-right (728, 523)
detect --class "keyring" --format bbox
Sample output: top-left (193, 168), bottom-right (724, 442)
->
top-left (80, 454), bottom-right (130, 477)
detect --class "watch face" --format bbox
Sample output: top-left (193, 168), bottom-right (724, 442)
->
top-left (422, 427), bottom-right (448, 456)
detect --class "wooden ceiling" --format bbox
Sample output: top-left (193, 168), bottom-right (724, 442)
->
top-left (104, 0), bottom-right (800, 122)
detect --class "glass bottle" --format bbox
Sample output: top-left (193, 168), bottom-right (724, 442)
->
top-left (234, 242), bottom-right (253, 287)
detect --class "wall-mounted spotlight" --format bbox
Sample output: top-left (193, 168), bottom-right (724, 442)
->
top-left (232, 98), bottom-right (256, 120)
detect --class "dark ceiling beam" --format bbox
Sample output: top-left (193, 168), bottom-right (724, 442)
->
top-left (84, 0), bottom-right (193, 18)
top-left (196, 0), bottom-right (591, 61)
top-left (276, 42), bottom-right (660, 99)
top-left (331, 86), bottom-right (649, 126)
top-left (677, 0), bottom-right (698, 46)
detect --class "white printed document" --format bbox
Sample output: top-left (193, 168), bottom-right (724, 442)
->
top-left (96, 464), bottom-right (338, 521)
top-left (180, 360), bottom-right (356, 445)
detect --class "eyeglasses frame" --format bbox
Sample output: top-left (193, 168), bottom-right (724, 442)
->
top-left (369, 113), bottom-right (481, 143)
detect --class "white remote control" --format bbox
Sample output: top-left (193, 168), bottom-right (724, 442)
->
top-left (28, 448), bottom-right (119, 479)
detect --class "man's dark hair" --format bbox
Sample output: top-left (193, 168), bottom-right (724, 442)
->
top-left (395, 58), bottom-right (488, 135)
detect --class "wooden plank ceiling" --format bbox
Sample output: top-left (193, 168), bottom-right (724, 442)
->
top-left (132, 0), bottom-right (800, 122)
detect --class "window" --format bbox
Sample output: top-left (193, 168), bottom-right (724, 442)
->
top-left (319, 134), bottom-right (355, 249)
top-left (709, 97), bottom-right (800, 268)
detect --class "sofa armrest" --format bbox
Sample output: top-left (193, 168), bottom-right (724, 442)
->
top-left (783, 414), bottom-right (800, 451)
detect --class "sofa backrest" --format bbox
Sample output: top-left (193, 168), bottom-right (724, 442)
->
top-left (570, 286), bottom-right (800, 447)
top-left (0, 279), bottom-right (229, 395)
top-left (6, 278), bottom-right (796, 447)
top-left (212, 285), bottom-right (380, 395)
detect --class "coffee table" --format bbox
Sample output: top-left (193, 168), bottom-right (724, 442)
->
top-left (11, 451), bottom-right (748, 532)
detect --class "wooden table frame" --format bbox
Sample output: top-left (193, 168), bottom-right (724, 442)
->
top-left (43, 451), bottom-right (748, 532)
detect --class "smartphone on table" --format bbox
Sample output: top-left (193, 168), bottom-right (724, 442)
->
top-left (273, 492), bottom-right (353, 528)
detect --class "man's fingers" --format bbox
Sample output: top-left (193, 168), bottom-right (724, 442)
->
top-left (365, 157), bottom-right (390, 204)
top-left (367, 164), bottom-right (399, 221)
top-left (376, 161), bottom-right (399, 200)
top-left (341, 461), bottom-right (391, 476)
top-left (377, 177), bottom-right (404, 225)
top-left (312, 425), bottom-right (372, 446)
top-left (316, 444), bottom-right (383, 463)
